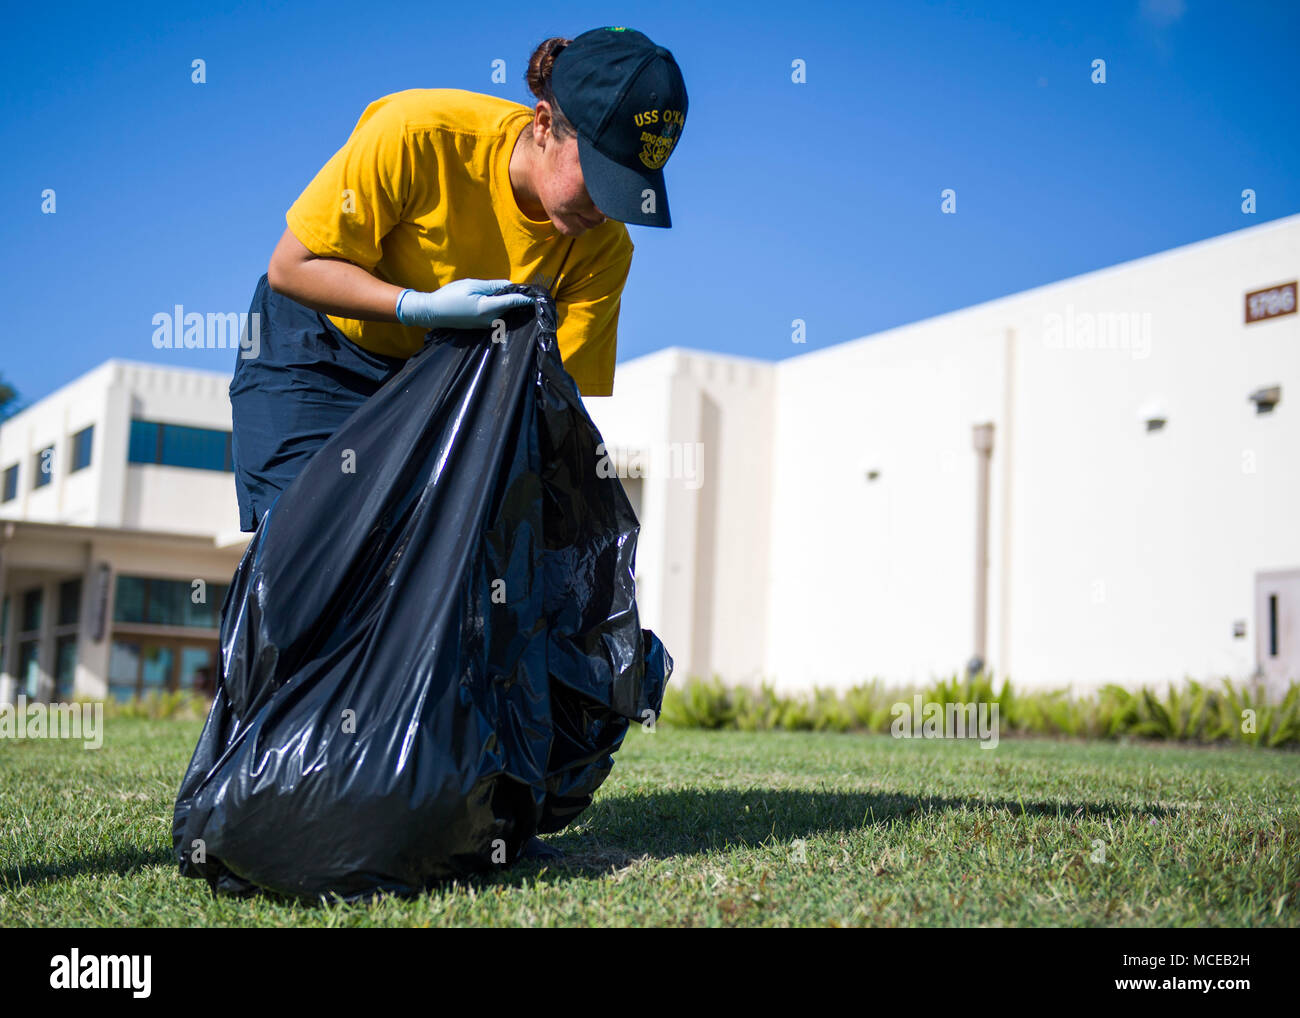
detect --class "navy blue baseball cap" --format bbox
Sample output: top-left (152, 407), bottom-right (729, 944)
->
top-left (550, 27), bottom-right (688, 228)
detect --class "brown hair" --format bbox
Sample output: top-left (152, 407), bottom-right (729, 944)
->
top-left (525, 37), bottom-right (577, 141)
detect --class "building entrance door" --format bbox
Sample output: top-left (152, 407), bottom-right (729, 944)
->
top-left (108, 637), bottom-right (219, 701)
top-left (1255, 569), bottom-right (1300, 698)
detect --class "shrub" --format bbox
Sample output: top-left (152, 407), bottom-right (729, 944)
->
top-left (659, 674), bottom-right (1300, 748)
top-left (71, 690), bottom-right (210, 721)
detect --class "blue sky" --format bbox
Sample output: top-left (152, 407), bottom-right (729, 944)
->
top-left (3, 0), bottom-right (1297, 404)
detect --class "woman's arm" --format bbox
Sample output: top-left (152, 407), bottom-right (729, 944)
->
top-left (268, 226), bottom-right (533, 329)
top-left (267, 227), bottom-right (404, 322)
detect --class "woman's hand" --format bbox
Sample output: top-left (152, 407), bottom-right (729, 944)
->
top-left (396, 279), bottom-right (535, 329)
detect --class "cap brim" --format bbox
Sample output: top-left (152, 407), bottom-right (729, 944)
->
top-left (575, 134), bottom-right (673, 228)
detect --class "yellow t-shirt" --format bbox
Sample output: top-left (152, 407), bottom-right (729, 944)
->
top-left (284, 88), bottom-right (635, 396)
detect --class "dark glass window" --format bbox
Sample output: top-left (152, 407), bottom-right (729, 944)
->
top-left (160, 424), bottom-right (230, 472)
top-left (113, 576), bottom-right (228, 628)
top-left (108, 641), bottom-right (180, 700)
top-left (33, 445), bottom-right (54, 488)
top-left (19, 640), bottom-right (41, 699)
top-left (1, 464), bottom-right (16, 502)
top-left (1269, 594), bottom-right (1278, 657)
top-left (185, 583), bottom-right (227, 628)
top-left (108, 640), bottom-right (141, 702)
top-left (21, 587), bottom-right (42, 633)
top-left (113, 576), bottom-right (146, 623)
top-left (58, 579), bottom-right (82, 626)
top-left (71, 425), bottom-right (94, 472)
top-left (128, 420), bottom-right (160, 464)
top-left (127, 420), bottom-right (233, 472)
top-left (55, 636), bottom-right (78, 699)
top-left (141, 645), bottom-right (174, 693)
top-left (146, 580), bottom-right (187, 626)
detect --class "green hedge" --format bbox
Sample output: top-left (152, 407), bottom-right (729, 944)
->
top-left (659, 674), bottom-right (1300, 748)
top-left (66, 675), bottom-right (1300, 747)
top-left (71, 689), bottom-right (210, 721)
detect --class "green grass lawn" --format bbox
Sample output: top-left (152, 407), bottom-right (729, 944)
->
top-left (2, 719), bottom-right (1297, 927)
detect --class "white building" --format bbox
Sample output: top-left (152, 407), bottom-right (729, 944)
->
top-left (0, 362), bottom-right (247, 702)
top-left (586, 213), bottom-right (1300, 697)
top-left (2, 214), bottom-right (1297, 703)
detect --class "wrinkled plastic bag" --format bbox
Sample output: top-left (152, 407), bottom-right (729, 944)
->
top-left (171, 284), bottom-right (672, 901)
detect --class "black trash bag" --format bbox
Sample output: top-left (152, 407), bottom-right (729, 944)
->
top-left (172, 284), bottom-right (672, 902)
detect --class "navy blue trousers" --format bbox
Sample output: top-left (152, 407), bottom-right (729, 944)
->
top-left (230, 274), bottom-right (408, 532)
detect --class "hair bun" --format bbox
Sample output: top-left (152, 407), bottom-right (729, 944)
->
top-left (526, 36), bottom-right (573, 99)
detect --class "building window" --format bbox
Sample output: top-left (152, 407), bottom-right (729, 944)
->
top-left (21, 587), bottom-right (42, 633)
top-left (19, 640), bottom-right (41, 699)
top-left (113, 576), bottom-right (228, 628)
top-left (1, 464), bottom-right (16, 502)
top-left (33, 446), bottom-right (54, 489)
top-left (113, 575), bottom-right (145, 624)
top-left (127, 421), bottom-right (157, 464)
top-left (128, 420), bottom-right (233, 472)
top-left (0, 595), bottom-right (8, 678)
top-left (1269, 594), bottom-right (1278, 657)
top-left (55, 636), bottom-right (78, 700)
top-left (108, 641), bottom-right (177, 701)
top-left (108, 640), bottom-right (141, 702)
top-left (58, 579), bottom-right (82, 626)
top-left (71, 425), bottom-right (94, 472)
top-left (140, 645), bottom-right (174, 695)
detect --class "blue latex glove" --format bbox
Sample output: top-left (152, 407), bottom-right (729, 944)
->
top-left (395, 278), bottom-right (534, 330)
